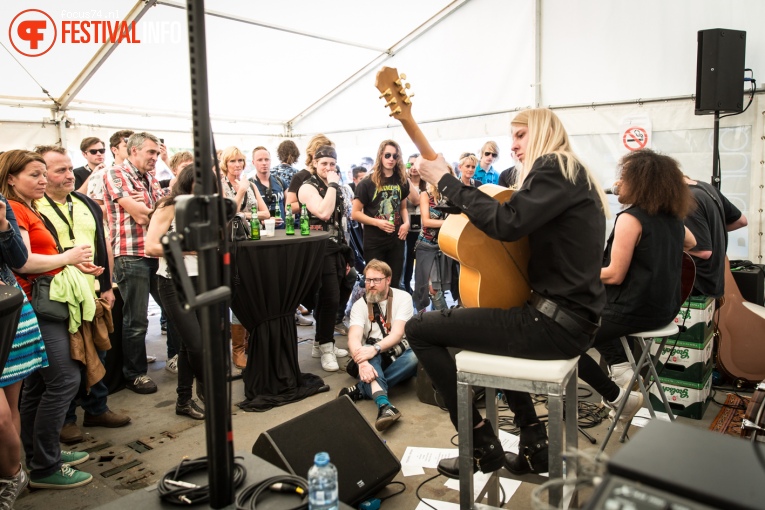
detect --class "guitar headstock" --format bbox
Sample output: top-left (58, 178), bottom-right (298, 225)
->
top-left (375, 66), bottom-right (414, 124)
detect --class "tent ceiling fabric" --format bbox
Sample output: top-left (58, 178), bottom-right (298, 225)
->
top-left (1, 0), bottom-right (764, 138)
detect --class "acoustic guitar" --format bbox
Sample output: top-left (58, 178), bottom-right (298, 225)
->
top-left (717, 257), bottom-right (765, 387)
top-left (374, 67), bottom-right (530, 308)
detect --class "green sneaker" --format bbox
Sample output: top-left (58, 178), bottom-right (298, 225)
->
top-left (29, 465), bottom-right (92, 489)
top-left (60, 450), bottom-right (89, 466)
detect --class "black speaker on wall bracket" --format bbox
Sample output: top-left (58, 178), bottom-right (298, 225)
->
top-left (252, 396), bottom-right (401, 506)
top-left (695, 28), bottom-right (746, 115)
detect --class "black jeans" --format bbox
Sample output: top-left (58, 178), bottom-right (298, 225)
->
top-left (402, 230), bottom-right (420, 292)
top-left (314, 252), bottom-right (344, 345)
top-left (158, 276), bottom-right (205, 402)
top-left (406, 304), bottom-right (585, 429)
top-left (337, 267), bottom-right (357, 322)
top-left (364, 237), bottom-right (405, 291)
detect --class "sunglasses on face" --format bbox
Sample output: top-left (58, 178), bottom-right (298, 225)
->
top-left (88, 148), bottom-right (106, 155)
top-left (383, 153), bottom-right (399, 160)
top-left (484, 152), bottom-right (498, 158)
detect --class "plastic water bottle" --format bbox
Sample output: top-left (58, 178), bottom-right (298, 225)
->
top-left (308, 452), bottom-right (338, 510)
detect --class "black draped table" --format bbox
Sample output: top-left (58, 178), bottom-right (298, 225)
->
top-left (231, 230), bottom-right (329, 411)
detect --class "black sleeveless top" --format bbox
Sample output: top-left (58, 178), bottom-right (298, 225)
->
top-left (302, 176), bottom-right (346, 252)
top-left (602, 206), bottom-right (684, 328)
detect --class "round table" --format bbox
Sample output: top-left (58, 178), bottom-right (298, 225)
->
top-left (231, 230), bottom-right (329, 411)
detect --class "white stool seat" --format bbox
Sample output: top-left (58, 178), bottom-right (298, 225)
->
top-left (743, 301), bottom-right (765, 320)
top-left (456, 351), bottom-right (580, 509)
top-left (456, 351), bottom-right (579, 383)
top-left (632, 322), bottom-right (679, 338)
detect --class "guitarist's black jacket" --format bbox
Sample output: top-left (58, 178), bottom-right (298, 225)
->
top-left (436, 154), bottom-right (606, 324)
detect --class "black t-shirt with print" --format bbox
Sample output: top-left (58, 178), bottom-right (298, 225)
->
top-left (354, 173), bottom-right (410, 248)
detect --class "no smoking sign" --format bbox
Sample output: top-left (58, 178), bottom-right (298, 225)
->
top-left (623, 127), bottom-right (649, 151)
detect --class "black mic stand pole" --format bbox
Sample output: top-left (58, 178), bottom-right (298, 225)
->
top-left (712, 110), bottom-right (721, 190)
top-left (186, 0), bottom-right (234, 506)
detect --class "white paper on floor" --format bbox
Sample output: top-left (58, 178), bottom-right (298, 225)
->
top-left (401, 464), bottom-right (426, 477)
top-left (631, 407), bottom-right (670, 428)
top-left (415, 499), bottom-right (461, 510)
top-left (401, 446), bottom-right (458, 469)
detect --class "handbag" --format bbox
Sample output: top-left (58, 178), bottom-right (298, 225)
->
top-left (19, 212), bottom-right (69, 322)
top-left (29, 274), bottom-right (69, 321)
top-left (229, 214), bottom-right (251, 242)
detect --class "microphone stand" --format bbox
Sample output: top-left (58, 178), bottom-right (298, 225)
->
top-left (161, 0), bottom-right (235, 507)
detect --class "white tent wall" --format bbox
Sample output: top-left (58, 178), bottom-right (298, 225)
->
top-left (1, 0), bottom-right (764, 260)
top-left (541, 0), bottom-right (765, 106)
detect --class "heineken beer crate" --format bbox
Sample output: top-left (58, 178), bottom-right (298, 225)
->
top-left (648, 365), bottom-right (712, 420)
top-left (670, 295), bottom-right (714, 343)
top-left (650, 330), bottom-right (714, 383)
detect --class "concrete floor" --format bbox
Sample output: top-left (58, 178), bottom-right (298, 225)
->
top-left (15, 299), bottom-right (732, 510)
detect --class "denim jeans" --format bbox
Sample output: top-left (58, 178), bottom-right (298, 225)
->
top-left (357, 348), bottom-right (418, 400)
top-left (114, 256), bottom-right (159, 379)
top-left (406, 304), bottom-right (586, 430)
top-left (20, 318), bottom-right (81, 479)
top-left (65, 350), bottom-right (109, 423)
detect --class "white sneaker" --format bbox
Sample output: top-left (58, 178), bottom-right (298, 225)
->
top-left (319, 343), bottom-right (339, 371)
top-left (312, 341), bottom-right (349, 358)
top-left (609, 362), bottom-right (635, 389)
top-left (606, 388), bottom-right (644, 424)
top-left (295, 312), bottom-right (313, 326)
top-left (0, 465), bottom-right (27, 510)
top-left (165, 354), bottom-right (178, 374)
top-left (146, 355), bottom-right (157, 363)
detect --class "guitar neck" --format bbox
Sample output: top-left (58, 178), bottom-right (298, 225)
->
top-left (399, 117), bottom-right (437, 161)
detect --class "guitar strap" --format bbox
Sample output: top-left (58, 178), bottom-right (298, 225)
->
top-left (367, 289), bottom-right (393, 338)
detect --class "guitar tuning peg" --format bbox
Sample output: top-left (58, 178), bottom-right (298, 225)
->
top-left (385, 98), bottom-right (398, 107)
top-left (403, 97), bottom-right (411, 105)
top-left (394, 79), bottom-right (402, 86)
top-left (388, 107), bottom-right (402, 117)
top-left (378, 88), bottom-right (392, 98)
top-left (400, 73), bottom-right (407, 80)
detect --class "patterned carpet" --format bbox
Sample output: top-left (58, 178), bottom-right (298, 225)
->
top-left (708, 393), bottom-right (750, 437)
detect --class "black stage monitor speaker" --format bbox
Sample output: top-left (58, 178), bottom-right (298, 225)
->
top-left (252, 396), bottom-right (401, 506)
top-left (695, 28), bottom-right (746, 114)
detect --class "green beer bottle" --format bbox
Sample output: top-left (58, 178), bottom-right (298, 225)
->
top-left (300, 203), bottom-right (310, 236)
top-left (285, 204), bottom-right (295, 235)
top-left (273, 198), bottom-right (281, 221)
top-left (250, 207), bottom-right (260, 240)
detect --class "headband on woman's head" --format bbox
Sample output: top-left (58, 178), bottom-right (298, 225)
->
top-left (314, 145), bottom-right (337, 160)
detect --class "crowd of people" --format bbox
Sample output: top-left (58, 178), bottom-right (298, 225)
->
top-left (0, 107), bottom-right (748, 506)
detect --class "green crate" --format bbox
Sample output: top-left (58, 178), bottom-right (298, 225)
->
top-left (651, 332), bottom-right (714, 383)
top-left (648, 365), bottom-right (713, 420)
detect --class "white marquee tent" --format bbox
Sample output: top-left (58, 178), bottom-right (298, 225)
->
top-left (1, 0), bottom-right (764, 260)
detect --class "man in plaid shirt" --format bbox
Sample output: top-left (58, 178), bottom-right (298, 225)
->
top-left (104, 132), bottom-right (164, 394)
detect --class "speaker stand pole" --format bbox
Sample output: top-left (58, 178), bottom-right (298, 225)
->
top-left (711, 110), bottom-right (721, 190)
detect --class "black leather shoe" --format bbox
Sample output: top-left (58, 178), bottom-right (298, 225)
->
top-left (437, 456), bottom-right (477, 479)
top-left (176, 400), bottom-right (204, 420)
top-left (504, 438), bottom-right (549, 474)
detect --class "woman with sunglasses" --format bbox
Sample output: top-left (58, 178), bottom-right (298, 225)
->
top-left (1, 150), bottom-right (94, 489)
top-left (352, 140), bottom-right (420, 289)
top-left (219, 146), bottom-right (269, 369)
top-left (458, 153), bottom-right (480, 187)
top-left (474, 141), bottom-right (500, 185)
